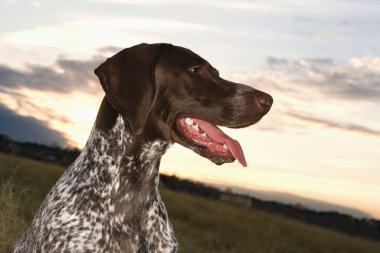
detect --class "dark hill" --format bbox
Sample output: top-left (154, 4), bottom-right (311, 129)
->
top-left (159, 174), bottom-right (380, 241)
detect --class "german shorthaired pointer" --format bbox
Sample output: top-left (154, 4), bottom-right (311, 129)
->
top-left (13, 43), bottom-right (272, 252)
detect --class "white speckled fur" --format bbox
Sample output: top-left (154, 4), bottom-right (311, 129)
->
top-left (13, 116), bottom-right (177, 253)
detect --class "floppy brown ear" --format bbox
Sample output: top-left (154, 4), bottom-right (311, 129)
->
top-left (94, 43), bottom-right (170, 135)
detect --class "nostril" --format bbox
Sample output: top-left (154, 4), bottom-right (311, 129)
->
top-left (257, 93), bottom-right (273, 110)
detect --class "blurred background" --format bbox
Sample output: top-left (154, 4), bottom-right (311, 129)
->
top-left (0, 0), bottom-right (380, 251)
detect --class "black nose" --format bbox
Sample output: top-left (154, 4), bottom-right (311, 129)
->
top-left (256, 93), bottom-right (273, 112)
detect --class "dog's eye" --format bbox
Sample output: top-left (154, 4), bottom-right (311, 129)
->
top-left (189, 66), bottom-right (203, 75)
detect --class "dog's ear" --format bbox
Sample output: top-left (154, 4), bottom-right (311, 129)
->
top-left (94, 43), bottom-right (168, 135)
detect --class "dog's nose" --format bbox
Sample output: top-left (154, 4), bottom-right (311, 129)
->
top-left (256, 93), bottom-right (273, 112)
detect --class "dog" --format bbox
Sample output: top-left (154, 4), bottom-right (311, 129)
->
top-left (13, 43), bottom-right (272, 252)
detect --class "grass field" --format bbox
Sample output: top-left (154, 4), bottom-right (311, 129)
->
top-left (1, 152), bottom-right (379, 253)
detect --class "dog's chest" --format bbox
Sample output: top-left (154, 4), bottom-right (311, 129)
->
top-left (19, 117), bottom-right (177, 252)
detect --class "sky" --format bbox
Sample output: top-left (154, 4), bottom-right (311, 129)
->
top-left (0, 0), bottom-right (379, 219)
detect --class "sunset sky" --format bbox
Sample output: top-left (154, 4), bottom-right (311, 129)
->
top-left (0, 0), bottom-right (379, 219)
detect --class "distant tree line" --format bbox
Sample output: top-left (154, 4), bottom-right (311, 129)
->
top-left (160, 174), bottom-right (380, 242)
top-left (0, 134), bottom-right (80, 166)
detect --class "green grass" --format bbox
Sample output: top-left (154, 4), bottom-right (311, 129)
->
top-left (1, 152), bottom-right (380, 253)
top-left (0, 153), bottom-right (64, 253)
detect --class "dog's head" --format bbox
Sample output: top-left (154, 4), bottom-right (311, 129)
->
top-left (95, 43), bottom-right (272, 166)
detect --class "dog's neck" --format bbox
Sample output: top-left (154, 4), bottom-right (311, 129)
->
top-left (69, 99), bottom-right (176, 250)
top-left (80, 100), bottom-right (171, 221)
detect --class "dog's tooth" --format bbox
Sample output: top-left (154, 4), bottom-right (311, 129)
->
top-left (192, 124), bottom-right (199, 131)
top-left (201, 133), bottom-right (207, 138)
top-left (185, 117), bottom-right (193, 126)
top-left (223, 144), bottom-right (228, 150)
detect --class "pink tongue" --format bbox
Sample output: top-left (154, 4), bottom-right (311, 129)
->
top-left (193, 118), bottom-right (247, 167)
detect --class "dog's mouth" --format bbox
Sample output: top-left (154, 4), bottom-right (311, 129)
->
top-left (176, 116), bottom-right (247, 167)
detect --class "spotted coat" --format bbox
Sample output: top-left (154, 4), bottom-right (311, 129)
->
top-left (13, 116), bottom-right (177, 253)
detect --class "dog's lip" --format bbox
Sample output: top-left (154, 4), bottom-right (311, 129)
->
top-left (174, 115), bottom-right (247, 167)
top-left (227, 112), bottom-right (269, 129)
top-left (172, 123), bottom-right (235, 164)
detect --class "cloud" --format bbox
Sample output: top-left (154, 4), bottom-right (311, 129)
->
top-left (0, 57), bottom-right (102, 93)
top-left (0, 103), bottom-right (68, 146)
top-left (0, 51), bottom-right (109, 147)
top-left (231, 55), bottom-right (380, 138)
top-left (292, 30), bottom-right (314, 39)
top-left (96, 46), bottom-right (123, 54)
top-left (292, 15), bottom-right (315, 23)
top-left (89, 0), bottom-right (285, 11)
top-left (287, 112), bottom-right (380, 138)
top-left (265, 56), bottom-right (380, 102)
